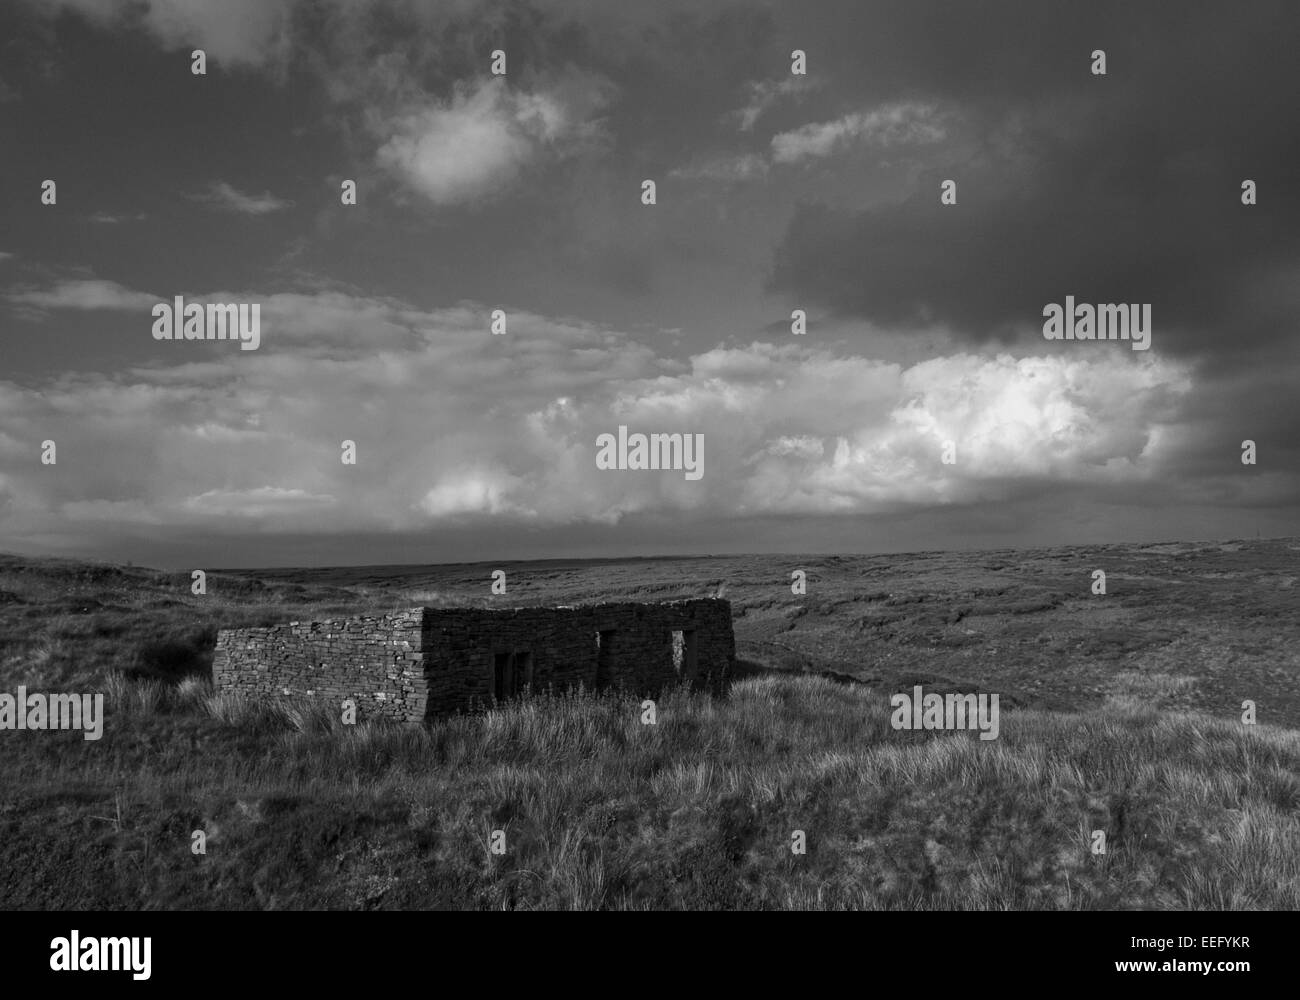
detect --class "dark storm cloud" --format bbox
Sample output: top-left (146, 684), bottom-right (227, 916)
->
top-left (767, 0), bottom-right (1300, 364)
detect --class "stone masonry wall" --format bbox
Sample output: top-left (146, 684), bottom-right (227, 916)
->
top-left (212, 599), bottom-right (734, 721)
top-left (422, 599), bottom-right (734, 711)
top-left (212, 608), bottom-right (429, 721)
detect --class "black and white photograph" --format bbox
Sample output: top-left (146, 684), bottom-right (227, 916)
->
top-left (0, 0), bottom-right (1294, 977)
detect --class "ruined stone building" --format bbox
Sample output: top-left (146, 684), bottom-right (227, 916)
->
top-left (212, 598), bottom-right (734, 721)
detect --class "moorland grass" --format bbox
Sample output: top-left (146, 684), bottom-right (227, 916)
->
top-left (0, 551), bottom-right (1296, 910)
top-left (0, 671), bottom-right (1295, 910)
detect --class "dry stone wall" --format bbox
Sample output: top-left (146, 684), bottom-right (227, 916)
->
top-left (212, 609), bottom-right (429, 721)
top-left (212, 599), bottom-right (733, 721)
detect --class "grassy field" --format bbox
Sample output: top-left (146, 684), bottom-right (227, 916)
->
top-left (0, 542), bottom-right (1297, 910)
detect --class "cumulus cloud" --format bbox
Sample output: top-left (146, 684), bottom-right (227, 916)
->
top-left (373, 73), bottom-right (615, 206)
top-left (28, 1), bottom-right (619, 208)
top-left (0, 283), bottom-right (1211, 554)
top-left (33, 0), bottom-right (293, 69)
top-left (419, 467), bottom-right (532, 519)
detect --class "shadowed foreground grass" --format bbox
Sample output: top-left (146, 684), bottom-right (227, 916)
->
top-left (2, 673), bottom-right (1296, 910)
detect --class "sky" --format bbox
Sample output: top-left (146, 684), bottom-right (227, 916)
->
top-left (0, 0), bottom-right (1297, 569)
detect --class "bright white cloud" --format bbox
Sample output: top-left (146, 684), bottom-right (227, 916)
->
top-left (419, 468), bottom-right (531, 518)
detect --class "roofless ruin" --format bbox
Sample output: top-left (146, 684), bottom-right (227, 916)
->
top-left (213, 599), bottom-right (735, 720)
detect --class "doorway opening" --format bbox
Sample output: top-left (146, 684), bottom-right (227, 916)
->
top-left (492, 650), bottom-right (533, 701)
top-left (670, 629), bottom-right (698, 679)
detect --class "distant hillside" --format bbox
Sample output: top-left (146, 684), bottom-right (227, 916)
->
top-left (8, 537), bottom-right (1295, 725)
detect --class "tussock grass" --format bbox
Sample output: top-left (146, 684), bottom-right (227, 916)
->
top-left (105, 672), bottom-right (214, 717)
top-left (2, 674), bottom-right (1296, 910)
